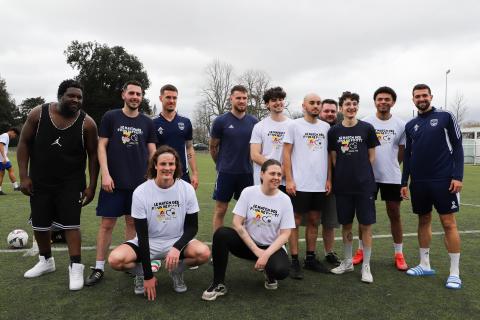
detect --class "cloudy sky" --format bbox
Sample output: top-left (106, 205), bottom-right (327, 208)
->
top-left (1, 0), bottom-right (479, 122)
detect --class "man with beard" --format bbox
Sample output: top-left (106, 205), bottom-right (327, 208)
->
top-left (86, 80), bottom-right (157, 286)
top-left (401, 84), bottom-right (463, 290)
top-left (361, 87), bottom-right (408, 271)
top-left (18, 79), bottom-right (99, 290)
top-left (250, 86), bottom-right (291, 186)
top-left (209, 85), bottom-right (258, 232)
top-left (318, 99), bottom-right (341, 266)
top-left (283, 93), bottom-right (331, 279)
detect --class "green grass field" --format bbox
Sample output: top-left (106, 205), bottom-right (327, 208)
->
top-left (1, 153), bottom-right (479, 320)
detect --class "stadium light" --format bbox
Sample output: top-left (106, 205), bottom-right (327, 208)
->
top-left (444, 69), bottom-right (451, 110)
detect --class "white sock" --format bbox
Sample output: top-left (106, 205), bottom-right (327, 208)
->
top-left (393, 243), bottom-right (403, 254)
top-left (449, 253), bottom-right (460, 277)
top-left (419, 248), bottom-right (431, 270)
top-left (358, 240), bottom-right (363, 250)
top-left (363, 246), bottom-right (372, 266)
top-left (95, 260), bottom-right (105, 271)
top-left (13, 181), bottom-right (19, 188)
top-left (344, 243), bottom-right (353, 261)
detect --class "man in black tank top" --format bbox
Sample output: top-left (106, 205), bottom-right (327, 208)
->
top-left (17, 79), bottom-right (99, 291)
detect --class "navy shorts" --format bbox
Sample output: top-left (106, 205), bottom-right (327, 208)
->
top-left (30, 189), bottom-right (83, 231)
top-left (96, 189), bottom-right (133, 218)
top-left (0, 161), bottom-right (12, 170)
top-left (213, 172), bottom-right (253, 202)
top-left (375, 183), bottom-right (402, 202)
top-left (181, 173), bottom-right (191, 184)
top-left (291, 191), bottom-right (325, 214)
top-left (335, 193), bottom-right (376, 225)
top-left (410, 180), bottom-right (460, 215)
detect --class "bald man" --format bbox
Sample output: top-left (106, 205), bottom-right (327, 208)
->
top-left (283, 93), bottom-right (332, 279)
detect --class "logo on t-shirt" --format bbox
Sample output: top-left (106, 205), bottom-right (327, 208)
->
top-left (268, 131), bottom-right (286, 150)
top-left (51, 137), bottom-right (62, 147)
top-left (178, 122), bottom-right (185, 131)
top-left (430, 119), bottom-right (438, 127)
top-left (228, 124), bottom-right (234, 129)
top-left (375, 129), bottom-right (395, 144)
top-left (118, 126), bottom-right (143, 146)
top-left (157, 126), bottom-right (164, 135)
top-left (414, 124), bottom-right (419, 132)
top-left (337, 136), bottom-right (363, 154)
top-left (249, 204), bottom-right (279, 226)
top-left (152, 200), bottom-right (180, 223)
top-left (303, 132), bottom-right (325, 151)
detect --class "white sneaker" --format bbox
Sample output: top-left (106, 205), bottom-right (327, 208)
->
top-left (170, 269), bottom-right (187, 293)
top-left (24, 256), bottom-right (56, 278)
top-left (330, 259), bottom-right (354, 274)
top-left (69, 263), bottom-right (85, 290)
top-left (361, 264), bottom-right (373, 283)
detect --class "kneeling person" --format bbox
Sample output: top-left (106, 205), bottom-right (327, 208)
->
top-left (108, 146), bottom-right (210, 301)
top-left (202, 159), bottom-right (295, 301)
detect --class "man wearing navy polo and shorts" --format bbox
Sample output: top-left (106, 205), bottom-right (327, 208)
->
top-left (401, 84), bottom-right (464, 290)
top-left (153, 84), bottom-right (199, 189)
top-left (86, 80), bottom-right (157, 286)
top-left (328, 91), bottom-right (380, 283)
top-left (209, 85), bottom-right (258, 232)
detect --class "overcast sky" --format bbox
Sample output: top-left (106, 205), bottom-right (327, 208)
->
top-left (1, 0), bottom-right (479, 123)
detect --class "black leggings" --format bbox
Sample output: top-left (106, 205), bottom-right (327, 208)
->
top-left (212, 227), bottom-right (290, 284)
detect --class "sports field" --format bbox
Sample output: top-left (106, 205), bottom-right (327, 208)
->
top-left (1, 153), bottom-right (479, 320)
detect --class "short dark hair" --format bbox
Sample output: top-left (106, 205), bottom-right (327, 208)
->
top-left (339, 91), bottom-right (360, 107)
top-left (122, 80), bottom-right (144, 94)
top-left (412, 84), bottom-right (431, 95)
top-left (230, 85), bottom-right (248, 95)
top-left (263, 87), bottom-right (286, 104)
top-left (374, 86), bottom-right (397, 102)
top-left (321, 99), bottom-right (338, 108)
top-left (261, 159), bottom-right (282, 173)
top-left (57, 79), bottom-right (83, 100)
top-left (147, 145), bottom-right (183, 180)
top-left (7, 127), bottom-right (20, 135)
top-left (160, 84), bottom-right (178, 95)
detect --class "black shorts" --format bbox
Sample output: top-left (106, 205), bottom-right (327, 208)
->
top-left (335, 193), bottom-right (376, 225)
top-left (30, 189), bottom-right (83, 231)
top-left (375, 183), bottom-right (402, 202)
top-left (410, 180), bottom-right (460, 215)
top-left (290, 191), bottom-right (325, 214)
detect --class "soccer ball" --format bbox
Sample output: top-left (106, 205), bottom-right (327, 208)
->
top-left (7, 229), bottom-right (29, 248)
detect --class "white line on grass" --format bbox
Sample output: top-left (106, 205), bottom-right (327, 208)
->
top-left (2, 229), bottom-right (480, 254)
top-left (460, 202), bottom-right (480, 207)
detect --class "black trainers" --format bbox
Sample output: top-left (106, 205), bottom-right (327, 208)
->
top-left (289, 259), bottom-right (304, 280)
top-left (14, 187), bottom-right (21, 191)
top-left (304, 258), bottom-right (330, 273)
top-left (85, 267), bottom-right (104, 286)
top-left (325, 252), bottom-right (341, 266)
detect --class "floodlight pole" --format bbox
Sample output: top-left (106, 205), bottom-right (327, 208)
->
top-left (444, 69), bottom-right (451, 110)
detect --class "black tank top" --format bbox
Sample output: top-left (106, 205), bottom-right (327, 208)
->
top-left (30, 103), bottom-right (87, 191)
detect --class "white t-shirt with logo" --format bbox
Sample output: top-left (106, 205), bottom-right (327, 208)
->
top-left (250, 116), bottom-right (292, 185)
top-left (131, 179), bottom-right (199, 241)
top-left (0, 133), bottom-right (10, 162)
top-left (233, 185), bottom-right (295, 246)
top-left (362, 115), bottom-right (406, 184)
top-left (283, 118), bottom-right (330, 192)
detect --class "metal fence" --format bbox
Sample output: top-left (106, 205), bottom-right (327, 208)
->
top-left (463, 140), bottom-right (480, 165)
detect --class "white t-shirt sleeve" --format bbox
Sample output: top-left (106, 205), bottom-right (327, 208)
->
top-left (0, 133), bottom-right (8, 146)
top-left (279, 195), bottom-right (295, 229)
top-left (283, 121), bottom-right (294, 144)
top-left (131, 187), bottom-right (147, 219)
top-left (184, 182), bottom-right (200, 214)
top-left (398, 119), bottom-right (407, 146)
top-left (250, 122), bottom-right (263, 144)
top-left (232, 188), bottom-right (249, 218)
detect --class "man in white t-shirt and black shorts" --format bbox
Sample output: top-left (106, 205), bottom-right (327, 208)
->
top-left (283, 93), bottom-right (332, 279)
top-left (362, 86), bottom-right (408, 271)
top-left (250, 86), bottom-right (291, 187)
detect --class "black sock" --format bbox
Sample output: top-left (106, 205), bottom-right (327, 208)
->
top-left (291, 254), bottom-right (299, 261)
top-left (306, 251), bottom-right (316, 260)
top-left (40, 251), bottom-right (52, 260)
top-left (70, 255), bottom-right (81, 265)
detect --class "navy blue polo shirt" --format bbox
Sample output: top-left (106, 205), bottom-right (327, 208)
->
top-left (211, 112), bottom-right (258, 174)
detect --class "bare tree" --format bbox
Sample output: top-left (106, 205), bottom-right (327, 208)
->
top-left (192, 100), bottom-right (213, 144)
top-left (449, 92), bottom-right (468, 126)
top-left (201, 60), bottom-right (233, 116)
top-left (238, 69), bottom-right (270, 120)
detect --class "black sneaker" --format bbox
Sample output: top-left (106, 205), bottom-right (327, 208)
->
top-left (14, 187), bottom-right (21, 191)
top-left (289, 259), bottom-right (304, 280)
top-left (0, 191), bottom-right (6, 195)
top-left (325, 252), bottom-right (341, 266)
top-left (304, 258), bottom-right (330, 273)
top-left (85, 267), bottom-right (104, 286)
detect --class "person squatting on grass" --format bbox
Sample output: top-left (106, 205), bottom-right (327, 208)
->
top-left (202, 159), bottom-right (295, 301)
top-left (108, 146), bottom-right (210, 300)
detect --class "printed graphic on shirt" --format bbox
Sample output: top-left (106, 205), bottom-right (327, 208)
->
top-left (151, 200), bottom-right (180, 223)
top-left (338, 136), bottom-right (363, 154)
top-left (375, 129), bottom-right (396, 144)
top-left (304, 132), bottom-right (326, 151)
top-left (250, 204), bottom-right (280, 227)
top-left (118, 126), bottom-right (143, 146)
top-left (268, 131), bottom-right (286, 150)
